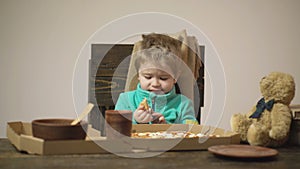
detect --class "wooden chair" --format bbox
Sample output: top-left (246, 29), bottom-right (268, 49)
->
top-left (88, 43), bottom-right (204, 134)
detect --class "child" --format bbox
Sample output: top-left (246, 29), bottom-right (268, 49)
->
top-left (114, 33), bottom-right (198, 124)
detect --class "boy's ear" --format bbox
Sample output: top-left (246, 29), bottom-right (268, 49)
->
top-left (174, 78), bottom-right (177, 84)
top-left (137, 74), bottom-right (140, 81)
top-left (173, 74), bottom-right (178, 84)
top-left (174, 71), bottom-right (182, 82)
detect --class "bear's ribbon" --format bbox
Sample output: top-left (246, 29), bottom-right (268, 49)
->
top-left (249, 98), bottom-right (275, 119)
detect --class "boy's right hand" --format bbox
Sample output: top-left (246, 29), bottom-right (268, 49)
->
top-left (134, 105), bottom-right (153, 123)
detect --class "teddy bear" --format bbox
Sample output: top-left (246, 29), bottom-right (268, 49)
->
top-left (230, 72), bottom-right (296, 147)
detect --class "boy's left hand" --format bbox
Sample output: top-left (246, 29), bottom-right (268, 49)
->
top-left (151, 112), bottom-right (166, 124)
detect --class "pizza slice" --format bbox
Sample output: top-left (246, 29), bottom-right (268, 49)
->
top-left (140, 98), bottom-right (149, 110)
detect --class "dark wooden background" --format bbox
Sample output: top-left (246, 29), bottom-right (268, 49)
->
top-left (88, 44), bottom-right (204, 134)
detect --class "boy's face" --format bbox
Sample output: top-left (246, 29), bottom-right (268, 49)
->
top-left (138, 63), bottom-right (176, 94)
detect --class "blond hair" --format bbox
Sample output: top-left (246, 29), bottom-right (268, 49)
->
top-left (134, 33), bottom-right (182, 77)
top-left (134, 46), bottom-right (181, 78)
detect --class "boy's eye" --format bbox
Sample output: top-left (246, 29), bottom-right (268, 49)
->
top-left (144, 75), bottom-right (152, 79)
top-left (160, 77), bottom-right (169, 80)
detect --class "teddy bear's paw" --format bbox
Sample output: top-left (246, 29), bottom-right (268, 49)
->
top-left (269, 130), bottom-right (288, 147)
top-left (230, 114), bottom-right (240, 131)
top-left (230, 114), bottom-right (243, 132)
top-left (269, 128), bottom-right (289, 141)
top-left (247, 123), bottom-right (270, 146)
top-left (230, 114), bottom-right (252, 142)
top-left (269, 104), bottom-right (292, 141)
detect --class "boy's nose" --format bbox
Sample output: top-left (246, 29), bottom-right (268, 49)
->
top-left (152, 78), bottom-right (160, 86)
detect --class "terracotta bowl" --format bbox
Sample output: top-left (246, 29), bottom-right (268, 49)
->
top-left (105, 110), bottom-right (132, 139)
top-left (32, 119), bottom-right (88, 140)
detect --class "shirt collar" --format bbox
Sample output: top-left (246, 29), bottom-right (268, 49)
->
top-left (136, 83), bottom-right (176, 100)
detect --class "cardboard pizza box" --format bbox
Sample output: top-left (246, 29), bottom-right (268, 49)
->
top-left (7, 121), bottom-right (240, 155)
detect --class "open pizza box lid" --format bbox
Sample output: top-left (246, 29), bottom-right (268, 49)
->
top-left (7, 121), bottom-right (240, 155)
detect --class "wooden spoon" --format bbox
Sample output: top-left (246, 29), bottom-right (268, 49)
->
top-left (71, 103), bottom-right (94, 125)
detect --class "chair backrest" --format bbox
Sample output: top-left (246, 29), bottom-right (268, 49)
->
top-left (88, 43), bottom-right (204, 134)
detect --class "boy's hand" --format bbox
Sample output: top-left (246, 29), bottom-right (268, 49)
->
top-left (134, 105), bottom-right (153, 123)
top-left (151, 112), bottom-right (166, 124)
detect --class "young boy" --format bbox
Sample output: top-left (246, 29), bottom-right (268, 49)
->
top-left (114, 33), bottom-right (198, 124)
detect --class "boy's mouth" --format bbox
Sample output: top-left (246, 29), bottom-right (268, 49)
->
top-left (149, 90), bottom-right (164, 94)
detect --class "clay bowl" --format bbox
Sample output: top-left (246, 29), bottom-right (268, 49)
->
top-left (105, 110), bottom-right (132, 139)
top-left (32, 119), bottom-right (88, 140)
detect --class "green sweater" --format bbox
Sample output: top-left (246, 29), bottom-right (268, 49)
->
top-left (115, 83), bottom-right (198, 124)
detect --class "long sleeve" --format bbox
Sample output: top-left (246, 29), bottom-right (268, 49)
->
top-left (114, 92), bottom-right (139, 124)
top-left (114, 93), bottom-right (132, 110)
top-left (178, 96), bottom-right (198, 124)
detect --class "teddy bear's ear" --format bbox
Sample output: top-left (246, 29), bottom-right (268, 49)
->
top-left (260, 76), bottom-right (267, 85)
